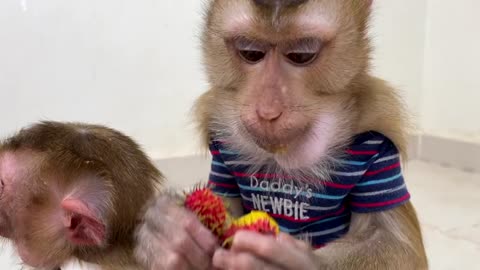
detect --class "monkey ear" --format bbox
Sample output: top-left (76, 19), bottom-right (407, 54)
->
top-left (61, 198), bottom-right (106, 246)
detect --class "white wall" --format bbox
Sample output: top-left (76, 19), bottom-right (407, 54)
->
top-left (2, 0), bottom-right (478, 159)
top-left (421, 0), bottom-right (480, 143)
top-left (370, 0), bottom-right (480, 143)
top-left (0, 0), bottom-right (431, 160)
top-left (0, 0), bottom-right (207, 159)
top-left (369, 0), bottom-right (427, 119)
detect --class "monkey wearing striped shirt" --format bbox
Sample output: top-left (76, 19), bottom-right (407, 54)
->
top-left (135, 1), bottom-right (428, 269)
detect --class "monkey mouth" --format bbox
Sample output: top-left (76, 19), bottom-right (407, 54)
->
top-left (243, 125), bottom-right (309, 155)
top-left (242, 120), bottom-right (311, 154)
top-left (247, 131), bottom-right (306, 155)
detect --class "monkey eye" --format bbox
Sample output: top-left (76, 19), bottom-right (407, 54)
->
top-left (284, 38), bottom-right (322, 66)
top-left (239, 50), bottom-right (266, 64)
top-left (286, 52), bottom-right (318, 65)
top-left (233, 37), bottom-right (267, 64)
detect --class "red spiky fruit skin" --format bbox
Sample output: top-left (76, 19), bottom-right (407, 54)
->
top-left (184, 187), bottom-right (228, 237)
top-left (221, 211), bottom-right (280, 248)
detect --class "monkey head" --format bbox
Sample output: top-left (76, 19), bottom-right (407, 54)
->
top-left (0, 121), bottom-right (162, 268)
top-left (198, 0), bottom-right (373, 170)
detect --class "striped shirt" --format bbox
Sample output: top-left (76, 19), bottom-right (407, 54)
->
top-left (208, 132), bottom-right (410, 248)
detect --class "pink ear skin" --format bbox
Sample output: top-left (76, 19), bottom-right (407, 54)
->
top-left (61, 199), bottom-right (106, 246)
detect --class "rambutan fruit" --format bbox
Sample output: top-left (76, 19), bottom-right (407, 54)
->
top-left (222, 211), bottom-right (280, 248)
top-left (184, 186), bottom-right (229, 237)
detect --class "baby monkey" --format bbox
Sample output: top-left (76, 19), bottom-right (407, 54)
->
top-left (0, 121), bottom-right (163, 269)
top-left (138, 0), bottom-right (429, 270)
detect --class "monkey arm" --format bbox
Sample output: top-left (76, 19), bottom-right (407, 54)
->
top-left (217, 196), bottom-right (428, 270)
top-left (315, 202), bottom-right (428, 270)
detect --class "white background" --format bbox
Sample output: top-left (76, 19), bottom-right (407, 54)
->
top-left (0, 0), bottom-right (208, 159)
top-left (0, 0), bottom-right (479, 268)
top-left (421, 0), bottom-right (480, 142)
top-left (1, 0), bottom-right (478, 159)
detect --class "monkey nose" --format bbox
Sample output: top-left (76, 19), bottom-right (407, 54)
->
top-left (256, 105), bottom-right (283, 122)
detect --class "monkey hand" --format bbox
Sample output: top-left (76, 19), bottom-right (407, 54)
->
top-left (212, 231), bottom-right (318, 270)
top-left (134, 193), bottom-right (219, 270)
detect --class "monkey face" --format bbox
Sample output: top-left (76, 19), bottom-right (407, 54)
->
top-left (201, 0), bottom-right (371, 168)
top-left (0, 150), bottom-right (70, 268)
top-left (0, 151), bottom-right (33, 240)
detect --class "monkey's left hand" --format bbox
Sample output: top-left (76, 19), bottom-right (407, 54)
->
top-left (212, 231), bottom-right (318, 270)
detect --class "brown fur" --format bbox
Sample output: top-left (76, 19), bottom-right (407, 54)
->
top-left (316, 202), bottom-right (428, 270)
top-left (194, 0), bottom-right (427, 268)
top-left (354, 76), bottom-right (412, 161)
top-left (0, 121), bottom-right (163, 269)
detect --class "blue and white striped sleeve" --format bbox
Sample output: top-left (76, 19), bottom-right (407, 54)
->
top-left (208, 141), bottom-right (241, 198)
top-left (349, 139), bottom-right (410, 213)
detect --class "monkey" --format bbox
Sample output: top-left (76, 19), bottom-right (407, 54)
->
top-left (0, 121), bottom-right (164, 270)
top-left (135, 0), bottom-right (429, 270)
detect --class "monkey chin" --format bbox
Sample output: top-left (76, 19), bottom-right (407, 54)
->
top-left (263, 114), bottom-right (340, 171)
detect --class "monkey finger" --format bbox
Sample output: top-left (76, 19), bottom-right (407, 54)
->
top-left (147, 197), bottom-right (218, 254)
top-left (135, 228), bottom-right (192, 270)
top-left (143, 198), bottom-right (216, 269)
top-left (182, 212), bottom-right (219, 253)
top-left (213, 249), bottom-right (281, 270)
top-left (168, 206), bottom-right (218, 253)
top-left (277, 232), bottom-right (311, 251)
top-left (231, 231), bottom-right (313, 269)
top-left (174, 233), bottom-right (212, 270)
top-left (163, 217), bottom-right (213, 269)
top-left (157, 250), bottom-right (193, 270)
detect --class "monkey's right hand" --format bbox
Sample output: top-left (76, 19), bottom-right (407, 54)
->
top-left (134, 193), bottom-right (219, 270)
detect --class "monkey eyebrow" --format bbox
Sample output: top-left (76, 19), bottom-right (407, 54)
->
top-left (232, 36), bottom-right (270, 51)
top-left (283, 38), bottom-right (322, 53)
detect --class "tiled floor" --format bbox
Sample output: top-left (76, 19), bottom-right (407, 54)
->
top-left (1, 159), bottom-right (479, 269)
top-left (402, 161), bottom-right (480, 270)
